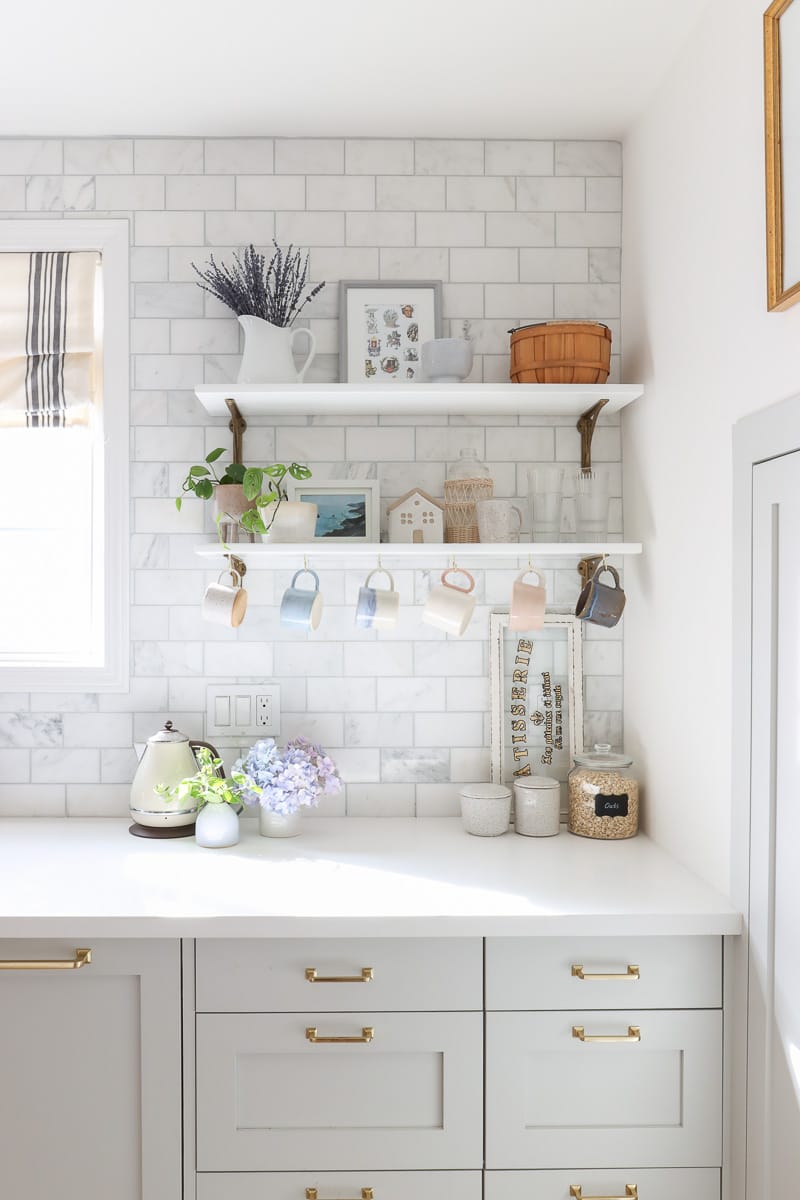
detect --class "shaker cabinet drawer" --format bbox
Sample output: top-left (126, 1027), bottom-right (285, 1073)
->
top-left (485, 1010), bottom-right (722, 1169)
top-left (198, 1171), bottom-right (483, 1200)
top-left (484, 1168), bottom-right (721, 1200)
top-left (196, 1011), bottom-right (483, 1171)
top-left (196, 938), bottom-right (482, 1012)
top-left (485, 936), bottom-right (721, 1010)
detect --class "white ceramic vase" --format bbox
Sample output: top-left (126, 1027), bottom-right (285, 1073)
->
top-left (421, 338), bottom-right (474, 382)
top-left (263, 500), bottom-right (318, 543)
top-left (237, 315), bottom-right (316, 384)
top-left (195, 802), bottom-right (240, 848)
top-left (259, 808), bottom-right (302, 838)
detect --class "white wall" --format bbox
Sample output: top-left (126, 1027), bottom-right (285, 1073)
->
top-left (622, 0), bottom-right (800, 892)
top-left (0, 137), bottom-right (624, 818)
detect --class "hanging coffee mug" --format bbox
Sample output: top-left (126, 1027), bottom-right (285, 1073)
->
top-left (423, 568), bottom-right (476, 636)
top-left (280, 569), bottom-right (323, 631)
top-left (575, 562), bottom-right (626, 628)
top-left (355, 568), bottom-right (400, 630)
top-left (509, 567), bottom-right (546, 631)
top-left (202, 568), bottom-right (248, 628)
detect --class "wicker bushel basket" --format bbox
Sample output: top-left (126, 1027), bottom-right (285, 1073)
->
top-left (509, 321), bottom-right (611, 384)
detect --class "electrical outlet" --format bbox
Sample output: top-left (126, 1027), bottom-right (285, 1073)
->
top-left (206, 684), bottom-right (281, 739)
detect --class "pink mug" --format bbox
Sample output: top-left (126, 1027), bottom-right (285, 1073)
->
top-left (509, 568), bottom-right (546, 631)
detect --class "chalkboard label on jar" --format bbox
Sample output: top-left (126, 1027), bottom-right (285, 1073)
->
top-left (595, 793), bottom-right (629, 818)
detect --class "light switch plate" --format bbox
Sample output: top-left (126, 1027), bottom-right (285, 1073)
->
top-left (206, 684), bottom-right (281, 739)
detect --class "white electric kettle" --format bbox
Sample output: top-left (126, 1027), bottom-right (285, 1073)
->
top-left (130, 721), bottom-right (221, 830)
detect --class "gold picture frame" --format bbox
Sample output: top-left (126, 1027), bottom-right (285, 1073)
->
top-left (765, 0), bottom-right (800, 310)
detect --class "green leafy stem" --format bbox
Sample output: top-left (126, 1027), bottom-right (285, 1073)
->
top-left (176, 448), bottom-right (312, 536)
top-left (154, 745), bottom-right (258, 809)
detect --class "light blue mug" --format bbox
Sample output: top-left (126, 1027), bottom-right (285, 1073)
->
top-left (280, 569), bottom-right (323, 630)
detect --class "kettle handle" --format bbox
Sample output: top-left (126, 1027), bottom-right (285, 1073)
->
top-left (190, 739), bottom-right (225, 777)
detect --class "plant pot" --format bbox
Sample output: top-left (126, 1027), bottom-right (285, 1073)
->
top-left (421, 338), bottom-right (474, 383)
top-left (213, 484), bottom-right (257, 544)
top-left (195, 802), bottom-right (239, 848)
top-left (263, 501), bottom-right (318, 543)
top-left (238, 316), bottom-right (316, 384)
top-left (259, 808), bottom-right (302, 838)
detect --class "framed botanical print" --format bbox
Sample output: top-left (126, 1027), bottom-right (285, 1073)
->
top-left (338, 280), bottom-right (442, 382)
top-left (489, 611), bottom-right (584, 816)
top-left (286, 479), bottom-right (380, 543)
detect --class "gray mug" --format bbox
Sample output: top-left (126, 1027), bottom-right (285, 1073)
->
top-left (575, 563), bottom-right (626, 628)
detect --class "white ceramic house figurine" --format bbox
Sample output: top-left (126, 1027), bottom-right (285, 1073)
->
top-left (387, 489), bottom-right (445, 543)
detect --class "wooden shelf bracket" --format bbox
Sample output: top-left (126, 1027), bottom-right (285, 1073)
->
top-left (225, 397), bottom-right (247, 464)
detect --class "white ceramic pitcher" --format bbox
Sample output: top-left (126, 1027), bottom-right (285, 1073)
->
top-left (237, 315), bottom-right (316, 383)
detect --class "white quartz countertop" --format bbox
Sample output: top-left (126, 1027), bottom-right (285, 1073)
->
top-left (0, 818), bottom-right (740, 938)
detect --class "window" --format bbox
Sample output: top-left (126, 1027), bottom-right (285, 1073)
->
top-left (0, 221), bottom-right (129, 690)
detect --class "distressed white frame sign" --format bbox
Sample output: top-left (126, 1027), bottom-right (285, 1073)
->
top-left (490, 611), bottom-right (584, 809)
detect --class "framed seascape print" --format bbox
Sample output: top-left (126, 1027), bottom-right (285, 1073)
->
top-left (286, 479), bottom-right (380, 543)
top-left (338, 280), bottom-right (442, 383)
top-left (765, 0), bottom-right (800, 309)
top-left (489, 611), bottom-right (584, 818)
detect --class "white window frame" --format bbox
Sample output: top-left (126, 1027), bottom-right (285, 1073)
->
top-left (0, 219), bottom-right (129, 691)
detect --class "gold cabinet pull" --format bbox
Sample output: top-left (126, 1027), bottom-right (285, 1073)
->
top-left (306, 1191), bottom-right (373, 1200)
top-left (570, 1187), bottom-right (637, 1199)
top-left (571, 964), bottom-right (640, 981)
top-left (305, 1026), bottom-right (374, 1044)
top-left (0, 948), bottom-right (91, 971)
top-left (305, 967), bottom-right (374, 984)
top-left (572, 1025), bottom-right (641, 1043)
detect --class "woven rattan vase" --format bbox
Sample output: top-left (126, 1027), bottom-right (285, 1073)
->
top-left (444, 478), bottom-right (494, 543)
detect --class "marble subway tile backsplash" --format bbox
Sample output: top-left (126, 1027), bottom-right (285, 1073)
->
top-left (0, 136), bottom-right (624, 818)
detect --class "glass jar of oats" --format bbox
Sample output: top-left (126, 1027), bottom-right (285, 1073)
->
top-left (568, 744), bottom-right (639, 840)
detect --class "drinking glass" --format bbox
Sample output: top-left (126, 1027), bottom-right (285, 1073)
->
top-left (574, 469), bottom-right (610, 541)
top-left (527, 467), bottom-right (564, 540)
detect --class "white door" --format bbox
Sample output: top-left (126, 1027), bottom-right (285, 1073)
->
top-left (748, 452), bottom-right (800, 1196)
top-left (0, 939), bottom-right (182, 1200)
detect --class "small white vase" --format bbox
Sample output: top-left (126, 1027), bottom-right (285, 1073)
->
top-left (195, 802), bottom-right (240, 848)
top-left (421, 338), bottom-right (474, 383)
top-left (238, 315), bottom-right (316, 384)
top-left (259, 808), bottom-right (302, 838)
top-left (263, 501), bottom-right (318, 543)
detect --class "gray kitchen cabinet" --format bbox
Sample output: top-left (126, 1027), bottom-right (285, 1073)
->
top-left (0, 939), bottom-right (182, 1200)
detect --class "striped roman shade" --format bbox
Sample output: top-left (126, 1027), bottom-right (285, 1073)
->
top-left (0, 250), bottom-right (99, 427)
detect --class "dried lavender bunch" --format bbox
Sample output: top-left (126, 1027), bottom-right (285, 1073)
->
top-left (192, 243), bottom-right (325, 327)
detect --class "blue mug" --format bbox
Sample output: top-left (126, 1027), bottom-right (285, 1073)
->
top-left (280, 569), bottom-right (323, 630)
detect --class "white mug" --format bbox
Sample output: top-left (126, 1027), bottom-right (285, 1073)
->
top-left (355, 568), bottom-right (400, 630)
top-left (476, 498), bottom-right (523, 543)
top-left (422, 568), bottom-right (476, 636)
top-left (264, 500), bottom-right (318, 543)
top-left (202, 569), bottom-right (248, 628)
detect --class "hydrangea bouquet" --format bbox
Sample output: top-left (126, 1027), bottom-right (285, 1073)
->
top-left (236, 737), bottom-right (342, 816)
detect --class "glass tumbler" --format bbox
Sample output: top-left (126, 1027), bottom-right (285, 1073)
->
top-left (574, 469), bottom-right (610, 541)
top-left (527, 467), bottom-right (564, 540)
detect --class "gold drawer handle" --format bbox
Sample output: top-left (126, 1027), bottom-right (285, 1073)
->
top-left (305, 967), bottom-right (374, 984)
top-left (570, 1187), bottom-right (637, 1200)
top-left (571, 964), bottom-right (640, 981)
top-left (306, 1191), bottom-right (373, 1200)
top-left (0, 948), bottom-right (91, 971)
top-left (572, 1025), bottom-right (641, 1043)
top-left (306, 1026), bottom-right (374, 1044)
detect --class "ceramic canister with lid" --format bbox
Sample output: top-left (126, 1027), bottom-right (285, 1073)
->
top-left (459, 783), bottom-right (512, 837)
top-left (567, 743), bottom-right (639, 840)
top-left (513, 775), bottom-right (561, 837)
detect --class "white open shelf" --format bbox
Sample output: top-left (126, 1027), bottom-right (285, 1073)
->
top-left (194, 382), bottom-right (643, 419)
top-left (194, 541), bottom-right (642, 565)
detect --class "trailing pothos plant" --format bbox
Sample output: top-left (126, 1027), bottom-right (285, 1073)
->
top-left (177, 448), bottom-right (312, 536)
top-left (155, 746), bottom-right (256, 810)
